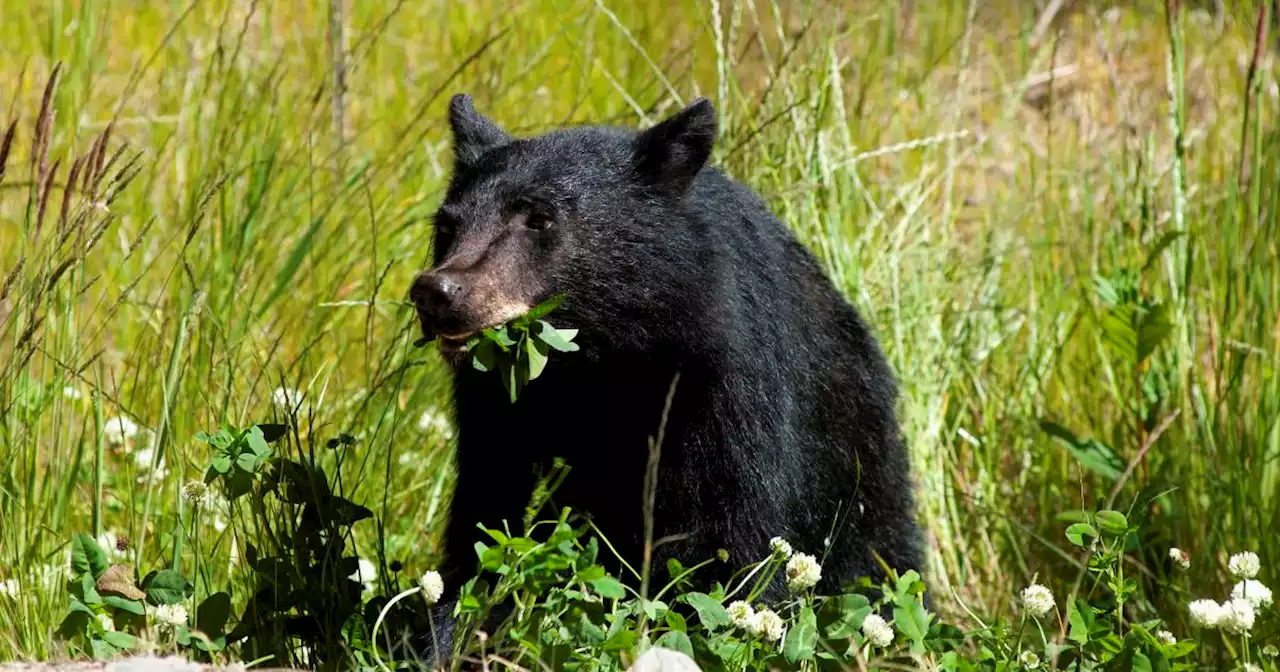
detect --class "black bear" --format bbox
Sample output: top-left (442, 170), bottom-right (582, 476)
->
top-left (410, 93), bottom-right (924, 651)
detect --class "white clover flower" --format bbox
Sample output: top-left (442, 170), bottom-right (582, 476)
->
top-left (1229, 551), bottom-right (1260, 579)
top-left (1018, 650), bottom-right (1041, 669)
top-left (417, 407), bottom-right (455, 440)
top-left (1189, 599), bottom-right (1224, 628)
top-left (1155, 629), bottom-right (1176, 646)
top-left (1231, 580), bottom-right (1273, 610)
top-left (153, 603), bottom-right (188, 628)
top-left (1020, 584), bottom-right (1055, 618)
top-left (97, 613), bottom-right (115, 632)
top-left (748, 608), bottom-right (785, 642)
top-left (271, 387), bottom-right (302, 411)
top-left (1262, 644), bottom-right (1278, 657)
top-left (0, 578), bottom-right (19, 598)
top-left (103, 415), bottom-right (139, 445)
top-left (132, 444), bottom-right (168, 483)
top-left (727, 600), bottom-right (755, 629)
top-left (350, 557), bottom-right (378, 593)
top-left (1220, 598), bottom-right (1256, 635)
top-left (769, 537), bottom-right (793, 558)
top-left (861, 613), bottom-right (894, 648)
top-left (182, 480), bottom-right (215, 507)
top-left (1240, 664), bottom-right (1261, 672)
top-left (785, 552), bottom-right (822, 591)
top-left (1168, 547), bottom-right (1191, 571)
top-left (419, 571), bottom-right (444, 605)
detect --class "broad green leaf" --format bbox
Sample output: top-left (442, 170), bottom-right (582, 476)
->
top-left (210, 454), bottom-right (232, 474)
top-left (102, 631), bottom-right (138, 650)
top-left (521, 293), bottom-right (568, 324)
top-left (1068, 598), bottom-right (1095, 644)
top-left (246, 425), bottom-right (271, 458)
top-left (1065, 523), bottom-right (1098, 547)
top-left (655, 631), bottom-right (695, 658)
top-left (783, 606), bottom-right (818, 663)
top-left (1095, 510), bottom-right (1129, 536)
top-left (893, 596), bottom-right (932, 646)
top-left (196, 592), bottom-right (232, 637)
top-left (471, 340), bottom-right (499, 373)
top-left (819, 593), bottom-right (871, 638)
top-left (534, 321), bottom-right (579, 353)
top-left (235, 451), bottom-right (259, 475)
top-left (72, 533), bottom-right (110, 579)
top-left (57, 610), bottom-right (92, 640)
top-left (143, 569), bottom-right (194, 605)
top-left (665, 609), bottom-right (688, 632)
top-left (104, 595), bottom-right (145, 615)
top-left (524, 335), bottom-right (549, 380)
top-left (587, 575), bottom-right (626, 600)
top-left (89, 637), bottom-right (117, 661)
top-left (681, 592), bottom-right (732, 630)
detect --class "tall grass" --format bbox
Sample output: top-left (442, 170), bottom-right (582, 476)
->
top-left (1, 0), bottom-right (1276, 663)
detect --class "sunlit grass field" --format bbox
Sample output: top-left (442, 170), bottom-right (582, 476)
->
top-left (1, 0), bottom-right (1277, 666)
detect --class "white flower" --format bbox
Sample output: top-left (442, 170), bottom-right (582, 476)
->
top-left (63, 386), bottom-right (84, 401)
top-left (1019, 650), bottom-right (1041, 669)
top-left (1229, 552), bottom-right (1260, 579)
top-left (1262, 644), bottom-right (1278, 657)
top-left (1240, 664), bottom-right (1261, 672)
top-left (417, 407), bottom-right (455, 439)
top-left (1020, 584), bottom-right (1055, 618)
top-left (271, 387), bottom-right (302, 411)
top-left (97, 613), bottom-right (115, 632)
top-left (769, 537), bottom-right (793, 558)
top-left (1155, 629), bottom-right (1176, 646)
top-left (418, 571), bottom-right (444, 605)
top-left (1220, 598), bottom-right (1256, 635)
top-left (350, 557), bottom-right (378, 593)
top-left (785, 552), bottom-right (822, 591)
top-left (727, 600), bottom-right (755, 629)
top-left (1189, 599), bottom-right (1224, 628)
top-left (182, 480), bottom-right (215, 507)
top-left (1168, 548), bottom-right (1190, 570)
top-left (861, 613), bottom-right (894, 648)
top-left (103, 416), bottom-right (139, 445)
top-left (132, 444), bottom-right (168, 482)
top-left (0, 578), bottom-right (19, 598)
top-left (96, 531), bottom-right (128, 561)
top-left (748, 608), bottom-right (785, 642)
top-left (1231, 580), bottom-right (1273, 610)
top-left (153, 603), bottom-right (188, 628)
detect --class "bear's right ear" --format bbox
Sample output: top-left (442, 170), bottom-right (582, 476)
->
top-left (631, 98), bottom-right (717, 193)
top-left (448, 94), bottom-right (511, 168)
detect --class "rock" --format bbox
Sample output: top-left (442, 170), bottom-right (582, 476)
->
top-left (625, 647), bottom-right (701, 672)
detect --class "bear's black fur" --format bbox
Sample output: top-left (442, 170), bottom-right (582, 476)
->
top-left (410, 94), bottom-right (924, 655)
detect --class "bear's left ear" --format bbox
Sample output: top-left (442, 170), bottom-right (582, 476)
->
top-left (448, 94), bottom-right (511, 168)
top-left (631, 98), bottom-right (717, 192)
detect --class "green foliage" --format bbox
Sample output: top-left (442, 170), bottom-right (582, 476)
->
top-left (466, 294), bottom-right (580, 403)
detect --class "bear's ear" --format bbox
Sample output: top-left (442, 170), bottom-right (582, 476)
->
top-left (631, 98), bottom-right (717, 192)
top-left (448, 94), bottom-right (511, 168)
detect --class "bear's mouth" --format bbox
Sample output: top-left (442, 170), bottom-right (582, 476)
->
top-left (438, 332), bottom-right (475, 354)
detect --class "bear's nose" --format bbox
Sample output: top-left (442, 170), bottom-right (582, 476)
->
top-left (410, 271), bottom-right (464, 311)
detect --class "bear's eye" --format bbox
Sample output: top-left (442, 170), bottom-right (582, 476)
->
top-left (524, 214), bottom-right (553, 231)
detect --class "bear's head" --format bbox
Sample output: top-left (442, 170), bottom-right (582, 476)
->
top-left (410, 94), bottom-right (719, 364)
